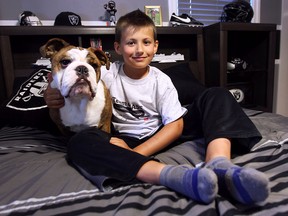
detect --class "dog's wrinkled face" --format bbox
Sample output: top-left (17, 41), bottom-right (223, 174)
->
top-left (41, 38), bottom-right (111, 134)
top-left (51, 46), bottom-right (102, 100)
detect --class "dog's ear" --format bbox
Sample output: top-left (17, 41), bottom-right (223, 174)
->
top-left (89, 48), bottom-right (110, 70)
top-left (40, 38), bottom-right (70, 58)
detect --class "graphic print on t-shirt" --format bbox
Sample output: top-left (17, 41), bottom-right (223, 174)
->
top-left (112, 97), bottom-right (146, 119)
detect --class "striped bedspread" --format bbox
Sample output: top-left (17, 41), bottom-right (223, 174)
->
top-left (0, 110), bottom-right (288, 216)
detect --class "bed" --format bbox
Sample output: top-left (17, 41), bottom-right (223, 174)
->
top-left (1, 64), bottom-right (288, 216)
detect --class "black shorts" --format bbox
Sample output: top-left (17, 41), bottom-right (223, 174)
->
top-left (67, 87), bottom-right (261, 182)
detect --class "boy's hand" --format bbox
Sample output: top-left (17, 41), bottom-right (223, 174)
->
top-left (44, 73), bottom-right (65, 108)
top-left (110, 137), bottom-right (133, 151)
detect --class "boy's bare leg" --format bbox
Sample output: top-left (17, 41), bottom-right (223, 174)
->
top-left (205, 138), bottom-right (231, 162)
top-left (136, 160), bottom-right (164, 183)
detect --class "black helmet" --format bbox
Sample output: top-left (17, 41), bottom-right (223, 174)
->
top-left (221, 0), bottom-right (254, 23)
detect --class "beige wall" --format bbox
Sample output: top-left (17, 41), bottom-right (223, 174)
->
top-left (275, 1), bottom-right (288, 116)
top-left (257, 0), bottom-right (287, 116)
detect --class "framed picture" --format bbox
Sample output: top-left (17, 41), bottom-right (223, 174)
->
top-left (144, 6), bottom-right (162, 26)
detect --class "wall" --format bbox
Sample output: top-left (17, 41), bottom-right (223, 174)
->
top-left (274, 1), bottom-right (288, 116)
top-left (259, 0), bottom-right (287, 116)
top-left (0, 0), bottom-right (170, 25)
top-left (260, 0), bottom-right (282, 24)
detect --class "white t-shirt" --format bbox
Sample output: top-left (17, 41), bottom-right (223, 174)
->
top-left (101, 61), bottom-right (187, 139)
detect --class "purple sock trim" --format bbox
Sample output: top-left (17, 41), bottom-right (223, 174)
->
top-left (233, 168), bottom-right (253, 204)
top-left (191, 168), bottom-right (201, 202)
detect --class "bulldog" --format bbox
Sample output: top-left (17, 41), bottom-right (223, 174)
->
top-left (40, 38), bottom-right (112, 135)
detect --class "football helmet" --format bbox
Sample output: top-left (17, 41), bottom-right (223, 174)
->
top-left (19, 11), bottom-right (42, 26)
top-left (221, 0), bottom-right (254, 23)
top-left (227, 57), bottom-right (248, 72)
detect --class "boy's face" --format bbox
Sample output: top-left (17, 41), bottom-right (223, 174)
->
top-left (114, 26), bottom-right (158, 74)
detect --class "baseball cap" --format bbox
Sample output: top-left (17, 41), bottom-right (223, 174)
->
top-left (54, 12), bottom-right (82, 26)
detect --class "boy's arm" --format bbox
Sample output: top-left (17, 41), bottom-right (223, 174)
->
top-left (43, 75), bottom-right (66, 132)
top-left (133, 117), bottom-right (184, 156)
top-left (44, 74), bottom-right (65, 109)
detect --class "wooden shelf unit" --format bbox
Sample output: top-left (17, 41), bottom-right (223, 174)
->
top-left (204, 22), bottom-right (277, 112)
top-left (0, 26), bottom-right (205, 103)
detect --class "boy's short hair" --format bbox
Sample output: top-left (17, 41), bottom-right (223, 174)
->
top-left (115, 9), bottom-right (157, 43)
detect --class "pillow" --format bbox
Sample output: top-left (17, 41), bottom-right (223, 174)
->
top-left (0, 68), bottom-right (58, 133)
top-left (162, 63), bottom-right (206, 105)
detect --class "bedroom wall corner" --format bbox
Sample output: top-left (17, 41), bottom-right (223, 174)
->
top-left (275, 1), bottom-right (288, 117)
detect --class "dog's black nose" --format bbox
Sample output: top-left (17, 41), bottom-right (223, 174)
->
top-left (76, 65), bottom-right (89, 77)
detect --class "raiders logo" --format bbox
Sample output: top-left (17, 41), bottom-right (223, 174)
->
top-left (229, 88), bottom-right (244, 103)
top-left (68, 15), bottom-right (80, 25)
top-left (6, 69), bottom-right (50, 111)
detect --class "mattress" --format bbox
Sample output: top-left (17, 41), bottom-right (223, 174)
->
top-left (0, 110), bottom-right (288, 215)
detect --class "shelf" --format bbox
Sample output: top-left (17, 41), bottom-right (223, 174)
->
top-left (0, 26), bottom-right (203, 36)
top-left (0, 26), bottom-right (205, 102)
top-left (204, 22), bottom-right (277, 112)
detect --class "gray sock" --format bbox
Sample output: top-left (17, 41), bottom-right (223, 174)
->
top-left (205, 156), bottom-right (270, 204)
top-left (159, 164), bottom-right (218, 204)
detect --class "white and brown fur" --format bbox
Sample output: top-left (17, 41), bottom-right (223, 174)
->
top-left (40, 38), bottom-right (112, 135)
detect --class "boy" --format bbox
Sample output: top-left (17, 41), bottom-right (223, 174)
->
top-left (44, 9), bottom-right (269, 204)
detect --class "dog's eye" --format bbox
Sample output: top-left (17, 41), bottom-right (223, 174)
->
top-left (60, 59), bottom-right (72, 68)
